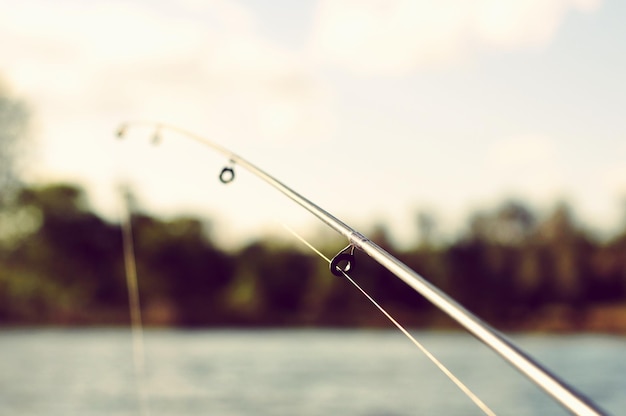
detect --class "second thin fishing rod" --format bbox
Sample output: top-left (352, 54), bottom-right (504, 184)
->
top-left (116, 121), bottom-right (606, 416)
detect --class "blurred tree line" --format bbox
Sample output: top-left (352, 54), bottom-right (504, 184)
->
top-left (0, 79), bottom-right (625, 331)
top-left (1, 183), bottom-right (625, 332)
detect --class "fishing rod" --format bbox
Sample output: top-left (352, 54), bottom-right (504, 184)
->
top-left (116, 121), bottom-right (607, 416)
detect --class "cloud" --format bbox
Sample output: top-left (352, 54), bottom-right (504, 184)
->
top-left (0, 0), bottom-right (331, 142)
top-left (311, 0), bottom-right (603, 76)
top-left (473, 0), bottom-right (601, 48)
top-left (0, 0), bottom-right (338, 231)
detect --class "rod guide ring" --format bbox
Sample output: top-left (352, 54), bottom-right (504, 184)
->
top-left (219, 166), bottom-right (235, 184)
top-left (330, 245), bottom-right (356, 276)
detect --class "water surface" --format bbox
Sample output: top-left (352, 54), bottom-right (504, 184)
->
top-left (0, 329), bottom-right (623, 415)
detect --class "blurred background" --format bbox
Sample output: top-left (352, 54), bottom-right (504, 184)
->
top-left (1, 0), bottom-right (625, 415)
top-left (1, 0), bottom-right (625, 330)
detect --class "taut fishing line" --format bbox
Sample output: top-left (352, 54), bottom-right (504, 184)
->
top-left (116, 121), bottom-right (607, 416)
top-left (278, 222), bottom-right (496, 416)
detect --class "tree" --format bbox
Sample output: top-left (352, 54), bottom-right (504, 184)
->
top-left (0, 79), bottom-right (31, 203)
top-left (538, 203), bottom-right (590, 304)
top-left (415, 211), bottom-right (437, 248)
top-left (466, 200), bottom-right (536, 246)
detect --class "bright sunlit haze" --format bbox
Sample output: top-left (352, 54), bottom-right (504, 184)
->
top-left (1, 0), bottom-right (625, 247)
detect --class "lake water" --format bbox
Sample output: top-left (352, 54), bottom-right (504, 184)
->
top-left (0, 329), bottom-right (623, 415)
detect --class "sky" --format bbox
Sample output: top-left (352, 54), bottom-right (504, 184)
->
top-left (1, 0), bottom-right (625, 247)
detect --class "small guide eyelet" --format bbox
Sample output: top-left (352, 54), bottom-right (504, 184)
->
top-left (330, 245), bottom-right (356, 276)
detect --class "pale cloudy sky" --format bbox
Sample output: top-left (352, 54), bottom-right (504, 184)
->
top-left (1, 0), bottom-right (625, 246)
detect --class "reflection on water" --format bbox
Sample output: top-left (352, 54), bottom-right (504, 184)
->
top-left (0, 329), bottom-right (623, 415)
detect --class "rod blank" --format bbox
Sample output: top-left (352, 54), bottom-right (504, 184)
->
top-left (117, 122), bottom-right (607, 416)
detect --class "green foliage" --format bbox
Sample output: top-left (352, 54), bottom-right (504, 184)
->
top-left (1, 185), bottom-right (625, 331)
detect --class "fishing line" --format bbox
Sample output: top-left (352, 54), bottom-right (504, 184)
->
top-left (278, 222), bottom-right (496, 416)
top-left (120, 191), bottom-right (150, 416)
